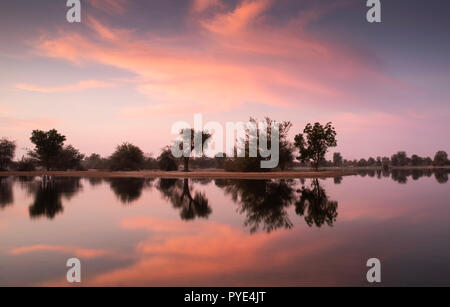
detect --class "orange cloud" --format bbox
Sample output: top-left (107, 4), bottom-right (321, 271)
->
top-left (200, 0), bottom-right (273, 35)
top-left (15, 80), bottom-right (115, 93)
top-left (82, 217), bottom-right (335, 286)
top-left (30, 1), bottom-right (401, 118)
top-left (10, 244), bottom-right (112, 259)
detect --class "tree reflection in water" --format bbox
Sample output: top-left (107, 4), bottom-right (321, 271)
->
top-left (28, 177), bottom-right (83, 220)
top-left (216, 179), bottom-right (295, 233)
top-left (157, 178), bottom-right (212, 220)
top-left (357, 168), bottom-right (449, 184)
top-left (106, 178), bottom-right (154, 204)
top-left (295, 179), bottom-right (338, 227)
top-left (216, 178), bottom-right (339, 233)
top-left (0, 176), bottom-right (13, 209)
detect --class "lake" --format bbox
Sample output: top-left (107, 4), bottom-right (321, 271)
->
top-left (1, 169), bottom-right (450, 286)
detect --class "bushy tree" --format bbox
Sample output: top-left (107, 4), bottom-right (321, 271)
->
top-left (83, 153), bottom-right (109, 170)
top-left (433, 151), bottom-right (448, 166)
top-left (411, 154), bottom-right (423, 166)
top-left (30, 129), bottom-right (66, 170)
top-left (143, 155), bottom-right (158, 170)
top-left (391, 151), bottom-right (408, 166)
top-left (294, 122), bottom-right (337, 170)
top-left (109, 143), bottom-right (145, 171)
top-left (157, 146), bottom-right (178, 171)
top-left (333, 152), bottom-right (343, 167)
top-left (16, 156), bottom-right (36, 171)
top-left (381, 157), bottom-right (390, 170)
top-left (0, 138), bottom-right (16, 170)
top-left (367, 157), bottom-right (376, 166)
top-left (56, 145), bottom-right (85, 170)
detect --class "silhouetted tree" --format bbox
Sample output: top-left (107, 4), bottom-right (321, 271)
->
top-left (83, 153), bottom-right (109, 170)
top-left (177, 129), bottom-right (212, 172)
top-left (411, 154), bottom-right (423, 166)
top-left (294, 122), bottom-right (337, 170)
top-left (333, 152), bottom-right (343, 167)
top-left (30, 129), bottom-right (66, 170)
top-left (224, 117), bottom-right (294, 172)
top-left (391, 151), bottom-right (408, 166)
top-left (433, 151), bottom-right (448, 166)
top-left (143, 155), bottom-right (158, 170)
top-left (15, 156), bottom-right (36, 171)
top-left (109, 143), bottom-right (145, 171)
top-left (55, 145), bottom-right (85, 170)
top-left (367, 157), bottom-right (376, 166)
top-left (381, 157), bottom-right (390, 170)
top-left (0, 138), bottom-right (16, 170)
top-left (157, 146), bottom-right (178, 171)
top-left (357, 158), bottom-right (367, 167)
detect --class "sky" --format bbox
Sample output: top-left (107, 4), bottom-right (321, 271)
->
top-left (1, 0), bottom-right (449, 160)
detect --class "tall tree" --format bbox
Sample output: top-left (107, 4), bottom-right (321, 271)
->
top-left (0, 138), bottom-right (16, 170)
top-left (294, 122), bottom-right (337, 170)
top-left (30, 129), bottom-right (66, 170)
top-left (178, 129), bottom-right (212, 172)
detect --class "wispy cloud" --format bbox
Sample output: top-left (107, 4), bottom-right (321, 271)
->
top-left (10, 244), bottom-right (113, 259)
top-left (30, 1), bottom-right (399, 118)
top-left (89, 0), bottom-right (128, 15)
top-left (15, 80), bottom-right (115, 93)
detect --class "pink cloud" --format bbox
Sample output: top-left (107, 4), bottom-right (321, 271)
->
top-left (89, 0), bottom-right (128, 15)
top-left (28, 1), bottom-right (405, 119)
top-left (10, 244), bottom-right (113, 259)
top-left (15, 80), bottom-right (115, 93)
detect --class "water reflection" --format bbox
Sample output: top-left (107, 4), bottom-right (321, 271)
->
top-left (107, 178), bottom-right (154, 204)
top-left (28, 177), bottom-right (82, 220)
top-left (295, 179), bottom-right (338, 227)
top-left (157, 178), bottom-right (212, 220)
top-left (0, 176), bottom-right (13, 209)
top-left (216, 179), bottom-right (295, 233)
top-left (215, 178), bottom-right (338, 233)
top-left (356, 168), bottom-right (449, 184)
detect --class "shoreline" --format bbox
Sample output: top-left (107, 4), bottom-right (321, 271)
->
top-left (0, 170), bottom-right (357, 179)
top-left (1, 166), bottom-right (447, 180)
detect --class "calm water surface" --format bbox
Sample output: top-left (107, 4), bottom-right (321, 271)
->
top-left (1, 170), bottom-right (450, 286)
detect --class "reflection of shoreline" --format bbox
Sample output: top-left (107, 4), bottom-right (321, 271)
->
top-left (1, 166), bottom-right (449, 179)
top-left (0, 170), bottom-right (358, 179)
top-left (355, 168), bottom-right (449, 184)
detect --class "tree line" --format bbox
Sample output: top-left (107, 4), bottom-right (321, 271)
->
top-left (0, 119), bottom-right (448, 172)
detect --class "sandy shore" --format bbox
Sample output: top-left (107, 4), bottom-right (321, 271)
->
top-left (0, 170), bottom-right (357, 180)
